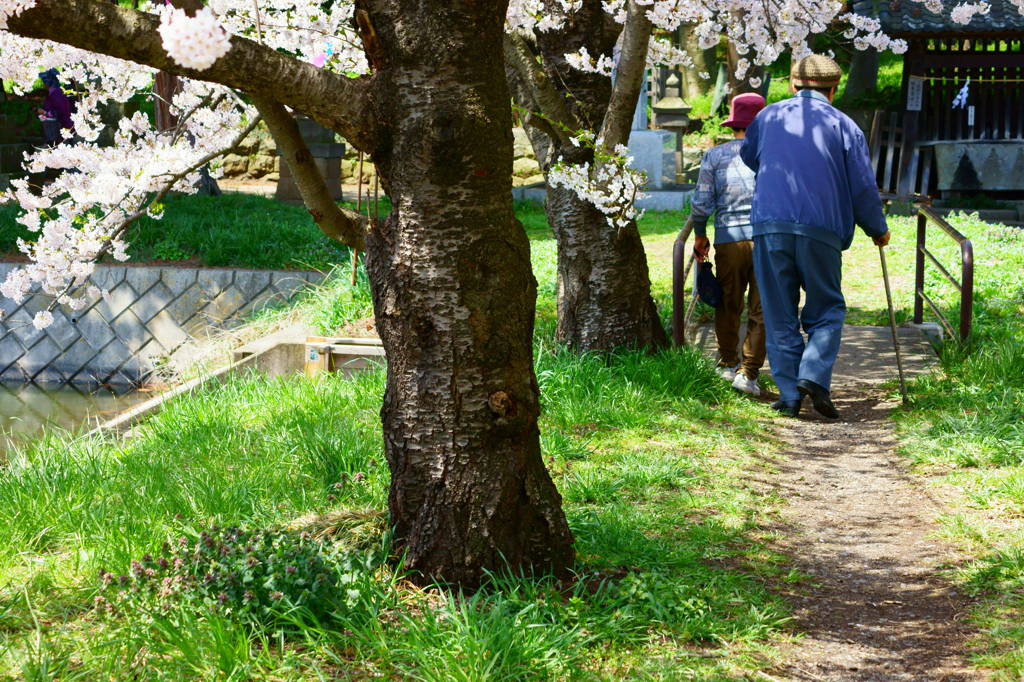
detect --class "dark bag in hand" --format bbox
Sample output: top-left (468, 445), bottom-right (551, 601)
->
top-left (696, 261), bottom-right (724, 308)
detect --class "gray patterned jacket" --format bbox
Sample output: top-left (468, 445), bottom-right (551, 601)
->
top-left (689, 138), bottom-right (755, 244)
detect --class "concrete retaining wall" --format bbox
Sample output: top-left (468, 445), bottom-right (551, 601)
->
top-left (0, 264), bottom-right (324, 385)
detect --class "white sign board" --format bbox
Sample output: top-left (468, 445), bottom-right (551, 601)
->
top-left (968, 105), bottom-right (976, 127)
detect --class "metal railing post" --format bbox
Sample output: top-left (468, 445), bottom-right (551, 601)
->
top-left (672, 237), bottom-right (687, 346)
top-left (914, 211), bottom-right (926, 325)
top-left (915, 205), bottom-right (974, 345)
top-left (960, 239), bottom-right (973, 342)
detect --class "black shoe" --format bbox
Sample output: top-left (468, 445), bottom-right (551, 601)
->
top-left (770, 399), bottom-right (802, 418)
top-left (796, 379), bottom-right (839, 419)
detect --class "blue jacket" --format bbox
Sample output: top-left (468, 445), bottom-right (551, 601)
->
top-left (739, 90), bottom-right (888, 251)
top-left (689, 139), bottom-right (754, 244)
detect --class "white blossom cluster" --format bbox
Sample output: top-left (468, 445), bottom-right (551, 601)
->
top-left (0, 0), bottom-right (31, 29)
top-left (0, 31), bottom-right (251, 319)
top-left (157, 6), bottom-right (232, 71)
top-left (565, 46), bottom-right (616, 76)
top-left (0, 0), bottom-right (353, 326)
top-left (208, 0), bottom-right (368, 73)
top-left (949, 1), bottom-right (991, 23)
top-left (548, 143), bottom-right (647, 229)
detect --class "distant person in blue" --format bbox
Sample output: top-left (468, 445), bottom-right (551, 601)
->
top-left (690, 92), bottom-right (767, 397)
top-left (740, 55), bottom-right (890, 418)
top-left (37, 69), bottom-right (74, 146)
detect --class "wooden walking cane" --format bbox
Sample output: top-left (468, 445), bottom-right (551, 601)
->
top-left (879, 245), bottom-right (909, 404)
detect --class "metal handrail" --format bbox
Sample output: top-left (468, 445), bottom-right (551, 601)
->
top-left (913, 205), bottom-right (974, 343)
top-left (671, 220), bottom-right (698, 346)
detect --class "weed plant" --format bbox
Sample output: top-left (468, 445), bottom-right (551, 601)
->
top-left (0, 204), bottom-right (789, 679)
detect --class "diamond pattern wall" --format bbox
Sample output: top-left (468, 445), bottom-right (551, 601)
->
top-left (0, 264), bottom-right (324, 385)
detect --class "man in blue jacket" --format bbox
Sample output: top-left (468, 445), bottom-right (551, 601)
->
top-left (740, 55), bottom-right (890, 418)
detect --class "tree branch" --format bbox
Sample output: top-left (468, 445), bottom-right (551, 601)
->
top-left (504, 31), bottom-right (578, 146)
top-left (598, 0), bottom-right (652, 150)
top-left (252, 96), bottom-right (367, 251)
top-left (6, 0), bottom-right (378, 151)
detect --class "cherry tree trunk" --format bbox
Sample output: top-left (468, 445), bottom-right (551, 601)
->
top-left (529, 5), bottom-right (668, 351)
top-left (546, 150), bottom-right (667, 351)
top-left (6, 0), bottom-right (574, 588)
top-left (359, 0), bottom-right (574, 586)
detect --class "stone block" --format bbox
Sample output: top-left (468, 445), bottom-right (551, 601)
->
top-left (124, 267), bottom-right (161, 295)
top-left (0, 295), bottom-right (20, 319)
top-left (91, 337), bottom-right (132, 377)
top-left (221, 153), bottom-right (249, 177)
top-left (132, 281), bottom-right (174, 324)
top-left (164, 285), bottom-right (211, 330)
top-left (74, 309), bottom-right (116, 351)
top-left (249, 154), bottom-right (277, 178)
top-left (111, 309), bottom-right (150, 354)
top-left (270, 274), bottom-right (313, 301)
top-left (32, 366), bottom-right (70, 384)
top-left (513, 127), bottom-right (535, 160)
top-left (17, 335), bottom-right (62, 379)
top-left (513, 157), bottom-right (540, 178)
top-left (146, 309), bottom-right (190, 354)
top-left (627, 129), bottom-right (675, 190)
top-left (0, 333), bottom-right (27, 372)
top-left (160, 268), bottom-right (198, 297)
top-left (6, 308), bottom-right (45, 346)
top-left (1, 365), bottom-right (29, 382)
top-left (233, 132), bottom-right (260, 157)
top-left (200, 285), bottom-right (247, 325)
top-left (257, 133), bottom-right (279, 157)
top-left (196, 269), bottom-right (235, 300)
top-left (93, 283), bottom-right (138, 323)
top-left (90, 266), bottom-right (127, 292)
top-left (233, 270), bottom-right (272, 300)
top-left (60, 336), bottom-right (102, 373)
top-left (44, 311), bottom-right (80, 351)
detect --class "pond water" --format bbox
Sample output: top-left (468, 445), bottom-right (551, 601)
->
top-left (0, 383), bottom-right (151, 458)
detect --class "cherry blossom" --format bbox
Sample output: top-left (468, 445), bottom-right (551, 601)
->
top-left (0, 0), bottom-right (1019, 328)
top-left (157, 6), bottom-right (232, 71)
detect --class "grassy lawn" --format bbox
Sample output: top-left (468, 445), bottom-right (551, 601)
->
top-left (0, 193), bottom-right (353, 271)
top-left (4, 187), bottom-right (1017, 678)
top-left (0, 201), bottom-right (794, 679)
top-left (882, 217), bottom-right (1024, 678)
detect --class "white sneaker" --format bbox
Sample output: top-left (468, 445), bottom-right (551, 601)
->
top-left (715, 365), bottom-right (739, 382)
top-left (731, 372), bottom-right (761, 396)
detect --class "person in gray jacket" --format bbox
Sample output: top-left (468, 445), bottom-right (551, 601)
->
top-left (690, 93), bottom-right (767, 396)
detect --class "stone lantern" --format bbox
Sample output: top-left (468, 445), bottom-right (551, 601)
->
top-left (651, 73), bottom-right (692, 185)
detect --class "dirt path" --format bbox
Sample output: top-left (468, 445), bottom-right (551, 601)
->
top-left (766, 389), bottom-right (982, 681)
top-left (692, 323), bottom-right (982, 679)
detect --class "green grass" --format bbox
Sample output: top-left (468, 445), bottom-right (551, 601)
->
top-left (0, 199), bottom-right (791, 679)
top-left (0, 193), bottom-right (354, 271)
top-left (884, 214), bottom-right (1024, 677)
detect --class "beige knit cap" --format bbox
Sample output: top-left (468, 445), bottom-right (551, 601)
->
top-left (790, 54), bottom-right (842, 88)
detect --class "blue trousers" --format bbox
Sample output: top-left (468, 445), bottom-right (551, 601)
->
top-left (752, 233), bottom-right (846, 402)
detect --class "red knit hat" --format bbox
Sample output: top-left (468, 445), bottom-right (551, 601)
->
top-left (723, 93), bottom-right (766, 130)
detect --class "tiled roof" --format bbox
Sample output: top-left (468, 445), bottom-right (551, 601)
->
top-left (853, 0), bottom-right (1024, 36)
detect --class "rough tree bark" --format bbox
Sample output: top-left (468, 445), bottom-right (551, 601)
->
top-left (506, 0), bottom-right (667, 351)
top-left (678, 26), bottom-right (716, 101)
top-left (845, 48), bottom-right (880, 100)
top-left (8, 0), bottom-right (574, 587)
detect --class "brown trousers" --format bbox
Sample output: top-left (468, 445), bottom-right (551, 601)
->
top-left (713, 240), bottom-right (766, 379)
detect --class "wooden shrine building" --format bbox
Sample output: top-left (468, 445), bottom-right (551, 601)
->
top-left (856, 0), bottom-right (1024, 198)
